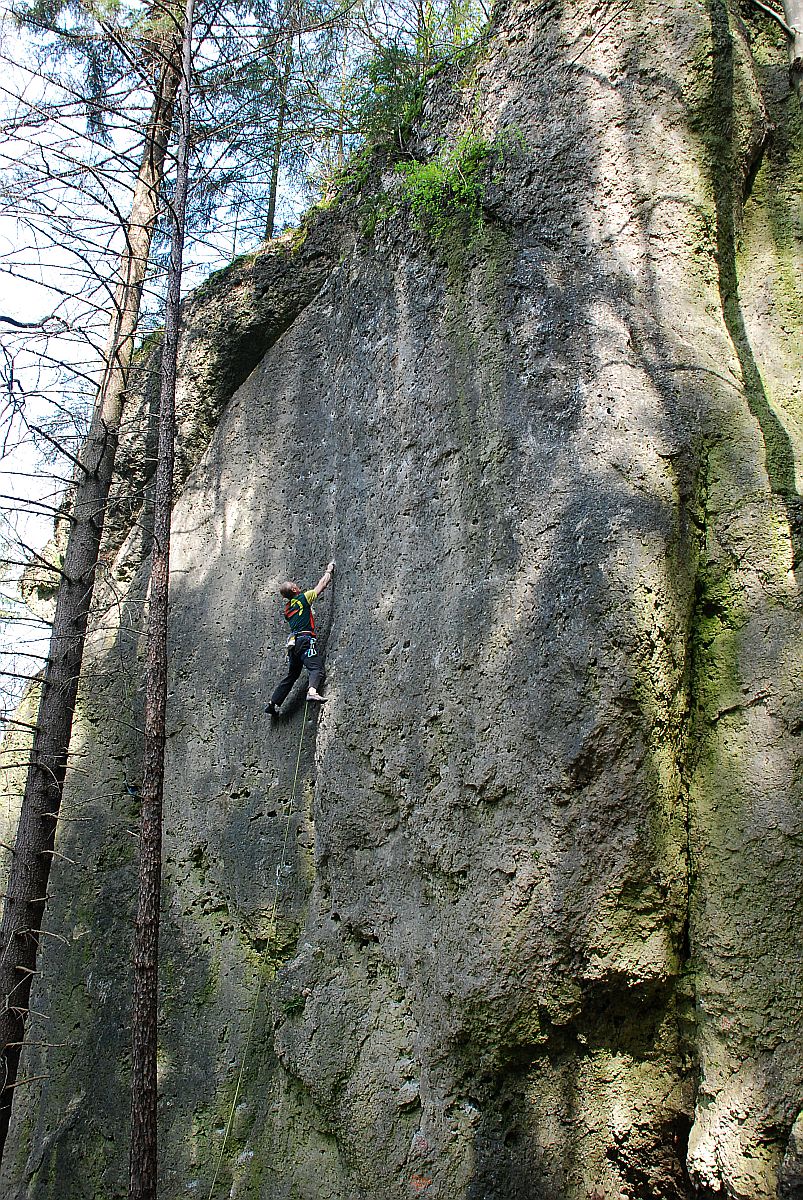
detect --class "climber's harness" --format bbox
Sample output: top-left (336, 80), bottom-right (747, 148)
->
top-left (286, 631), bottom-right (317, 658)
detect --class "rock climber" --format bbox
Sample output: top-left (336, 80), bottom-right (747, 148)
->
top-left (266, 560), bottom-right (336, 716)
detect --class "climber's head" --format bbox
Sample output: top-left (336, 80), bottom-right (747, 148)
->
top-left (279, 580), bottom-right (301, 599)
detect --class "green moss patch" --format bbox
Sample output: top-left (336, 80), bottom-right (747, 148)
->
top-left (396, 130), bottom-right (491, 240)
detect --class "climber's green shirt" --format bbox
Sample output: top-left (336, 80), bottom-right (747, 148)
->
top-left (284, 589), bottom-right (316, 635)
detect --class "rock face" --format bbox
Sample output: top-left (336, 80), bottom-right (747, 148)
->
top-left (2, 0), bottom-right (801, 1197)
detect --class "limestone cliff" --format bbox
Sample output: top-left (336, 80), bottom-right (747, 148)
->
top-left (1, 0), bottom-right (801, 1196)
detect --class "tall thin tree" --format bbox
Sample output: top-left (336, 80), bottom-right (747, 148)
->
top-left (128, 0), bottom-right (194, 1193)
top-left (0, 19), bottom-right (184, 1158)
top-left (265, 21), bottom-right (296, 239)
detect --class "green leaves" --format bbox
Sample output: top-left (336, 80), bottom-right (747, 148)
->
top-left (395, 130), bottom-right (490, 239)
top-left (354, 43), bottom-right (424, 146)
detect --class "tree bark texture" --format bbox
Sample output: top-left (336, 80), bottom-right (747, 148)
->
top-left (0, 53), bottom-right (182, 1160)
top-left (265, 35), bottom-right (294, 241)
top-left (128, 1), bottom-right (194, 1195)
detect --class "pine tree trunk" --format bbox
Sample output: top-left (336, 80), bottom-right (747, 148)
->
top-left (0, 53), bottom-right (182, 1161)
top-left (337, 54), bottom-right (347, 171)
top-left (128, 0), bottom-right (194, 1194)
top-left (265, 37), bottom-right (293, 241)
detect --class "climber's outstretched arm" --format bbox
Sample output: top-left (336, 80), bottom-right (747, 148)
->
top-left (313, 560), bottom-right (336, 597)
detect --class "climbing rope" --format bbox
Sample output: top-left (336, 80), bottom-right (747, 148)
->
top-left (206, 698), bottom-right (310, 1200)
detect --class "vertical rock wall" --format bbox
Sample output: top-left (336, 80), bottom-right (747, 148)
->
top-left (1, 0), bottom-right (801, 1197)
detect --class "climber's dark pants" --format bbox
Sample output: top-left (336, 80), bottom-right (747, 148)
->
top-left (271, 635), bottom-right (322, 707)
